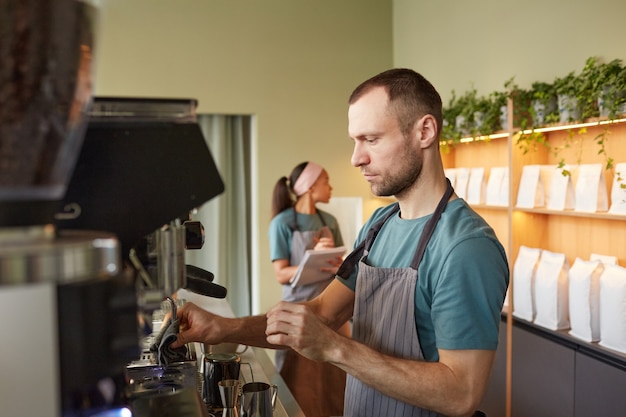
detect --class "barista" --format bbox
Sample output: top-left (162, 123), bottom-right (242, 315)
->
top-left (268, 161), bottom-right (349, 417)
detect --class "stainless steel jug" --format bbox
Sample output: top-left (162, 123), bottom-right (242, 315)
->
top-left (202, 352), bottom-right (241, 409)
top-left (240, 382), bottom-right (277, 417)
top-left (218, 379), bottom-right (241, 417)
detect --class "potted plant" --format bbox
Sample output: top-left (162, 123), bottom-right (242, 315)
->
top-left (529, 81), bottom-right (558, 126)
top-left (502, 77), bottom-right (533, 130)
top-left (470, 92), bottom-right (505, 136)
top-left (456, 87), bottom-right (480, 136)
top-left (576, 56), bottom-right (604, 120)
top-left (442, 90), bottom-right (464, 148)
top-left (595, 58), bottom-right (626, 119)
top-left (442, 87), bottom-right (491, 144)
top-left (553, 71), bottom-right (582, 123)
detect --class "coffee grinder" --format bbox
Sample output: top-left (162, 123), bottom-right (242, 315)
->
top-left (0, 1), bottom-right (226, 416)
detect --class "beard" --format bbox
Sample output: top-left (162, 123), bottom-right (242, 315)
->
top-left (371, 146), bottom-right (423, 197)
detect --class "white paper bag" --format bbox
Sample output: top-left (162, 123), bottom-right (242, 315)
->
top-left (599, 264), bottom-right (626, 354)
top-left (455, 167), bottom-right (470, 200)
top-left (444, 168), bottom-right (457, 190)
top-left (467, 167), bottom-right (485, 205)
top-left (516, 165), bottom-right (544, 208)
top-left (512, 246), bottom-right (542, 321)
top-left (568, 258), bottom-right (603, 342)
top-left (608, 162), bottom-right (626, 214)
top-left (546, 165), bottom-right (575, 210)
top-left (574, 163), bottom-right (608, 212)
top-left (589, 253), bottom-right (618, 265)
top-left (534, 250), bottom-right (570, 330)
top-left (503, 287), bottom-right (511, 310)
top-left (486, 166), bottom-right (509, 206)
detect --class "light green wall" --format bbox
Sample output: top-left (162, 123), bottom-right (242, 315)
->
top-left (393, 0), bottom-right (626, 104)
top-left (95, 1), bottom-right (393, 314)
top-left (96, 0), bottom-right (626, 316)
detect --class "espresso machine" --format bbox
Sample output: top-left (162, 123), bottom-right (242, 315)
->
top-left (1, 1), bottom-right (225, 416)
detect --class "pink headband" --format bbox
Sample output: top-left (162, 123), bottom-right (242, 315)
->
top-left (292, 162), bottom-right (323, 196)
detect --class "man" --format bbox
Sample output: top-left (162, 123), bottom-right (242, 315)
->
top-left (172, 68), bottom-right (509, 417)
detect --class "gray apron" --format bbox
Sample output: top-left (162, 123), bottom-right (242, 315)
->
top-left (339, 179), bottom-right (454, 417)
top-left (276, 210), bottom-right (335, 371)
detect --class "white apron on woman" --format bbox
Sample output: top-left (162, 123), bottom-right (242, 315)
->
top-left (277, 215), bottom-right (348, 417)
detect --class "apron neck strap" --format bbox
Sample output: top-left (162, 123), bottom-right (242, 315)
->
top-left (337, 178), bottom-right (454, 279)
top-left (290, 207), bottom-right (327, 231)
top-left (409, 178), bottom-right (454, 269)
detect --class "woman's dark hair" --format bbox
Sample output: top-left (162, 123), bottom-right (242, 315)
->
top-left (271, 161), bottom-right (308, 218)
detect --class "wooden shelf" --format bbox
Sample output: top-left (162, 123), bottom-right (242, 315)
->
top-left (447, 107), bottom-right (626, 417)
top-left (449, 115), bottom-right (626, 144)
top-left (513, 207), bottom-right (626, 221)
top-left (469, 204), bottom-right (509, 211)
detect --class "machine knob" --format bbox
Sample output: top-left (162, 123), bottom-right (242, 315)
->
top-left (184, 220), bottom-right (204, 249)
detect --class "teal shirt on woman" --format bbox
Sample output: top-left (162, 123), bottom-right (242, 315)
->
top-left (269, 208), bottom-right (343, 262)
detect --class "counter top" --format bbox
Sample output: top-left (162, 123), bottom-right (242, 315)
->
top-left (176, 289), bottom-right (305, 417)
top-left (505, 313), bottom-right (626, 371)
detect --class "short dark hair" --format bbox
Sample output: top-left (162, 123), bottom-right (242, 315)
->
top-left (349, 68), bottom-right (443, 139)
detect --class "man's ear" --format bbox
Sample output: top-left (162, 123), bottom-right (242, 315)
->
top-left (416, 114), bottom-right (439, 148)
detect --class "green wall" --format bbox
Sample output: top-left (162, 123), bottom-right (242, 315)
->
top-left (95, 0), bottom-right (393, 313)
top-left (96, 0), bottom-right (626, 316)
top-left (393, 0), bottom-right (626, 104)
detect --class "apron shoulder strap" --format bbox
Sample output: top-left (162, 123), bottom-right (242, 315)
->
top-left (316, 209), bottom-right (328, 226)
top-left (410, 178), bottom-right (454, 269)
top-left (336, 203), bottom-right (400, 279)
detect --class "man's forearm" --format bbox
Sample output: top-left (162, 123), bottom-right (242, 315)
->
top-left (224, 314), bottom-right (283, 349)
top-left (328, 337), bottom-right (493, 417)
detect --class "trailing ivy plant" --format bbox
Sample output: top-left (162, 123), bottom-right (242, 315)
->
top-left (576, 57), bottom-right (625, 172)
top-left (441, 57), bottom-right (626, 174)
top-left (441, 86), bottom-right (502, 149)
top-left (529, 80), bottom-right (559, 125)
top-left (551, 128), bottom-right (586, 177)
top-left (516, 80), bottom-right (558, 157)
top-left (595, 58), bottom-right (626, 119)
top-left (441, 90), bottom-right (463, 152)
top-left (577, 56), bottom-right (603, 120)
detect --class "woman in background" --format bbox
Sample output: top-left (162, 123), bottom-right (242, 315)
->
top-left (268, 161), bottom-right (349, 417)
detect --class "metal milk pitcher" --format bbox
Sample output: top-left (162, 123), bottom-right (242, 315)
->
top-left (202, 353), bottom-right (241, 409)
top-left (240, 382), bottom-right (277, 417)
top-left (218, 379), bottom-right (240, 417)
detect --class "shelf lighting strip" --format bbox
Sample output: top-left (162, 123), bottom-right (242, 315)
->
top-left (453, 117), bottom-right (626, 144)
top-left (459, 132), bottom-right (509, 143)
top-left (519, 117), bottom-right (626, 135)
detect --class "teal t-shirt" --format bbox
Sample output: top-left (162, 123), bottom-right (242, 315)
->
top-left (269, 208), bottom-right (343, 262)
top-left (337, 199), bottom-right (509, 361)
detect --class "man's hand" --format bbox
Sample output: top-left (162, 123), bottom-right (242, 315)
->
top-left (170, 302), bottom-right (226, 348)
top-left (265, 301), bottom-right (342, 362)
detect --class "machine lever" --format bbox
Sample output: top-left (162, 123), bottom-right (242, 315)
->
top-left (184, 265), bottom-right (227, 299)
top-left (185, 277), bottom-right (227, 299)
top-left (186, 264), bottom-right (215, 282)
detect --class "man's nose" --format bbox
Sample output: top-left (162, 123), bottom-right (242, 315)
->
top-left (351, 143), bottom-right (367, 167)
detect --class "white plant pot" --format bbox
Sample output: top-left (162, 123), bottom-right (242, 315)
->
top-left (532, 100), bottom-right (546, 125)
top-left (473, 111), bottom-right (484, 132)
top-left (455, 115), bottom-right (468, 135)
top-left (598, 85), bottom-right (626, 118)
top-left (558, 94), bottom-right (580, 123)
top-left (499, 105), bottom-right (508, 129)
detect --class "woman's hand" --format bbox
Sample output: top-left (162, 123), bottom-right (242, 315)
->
top-left (313, 236), bottom-right (335, 250)
top-left (320, 255), bottom-right (343, 275)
